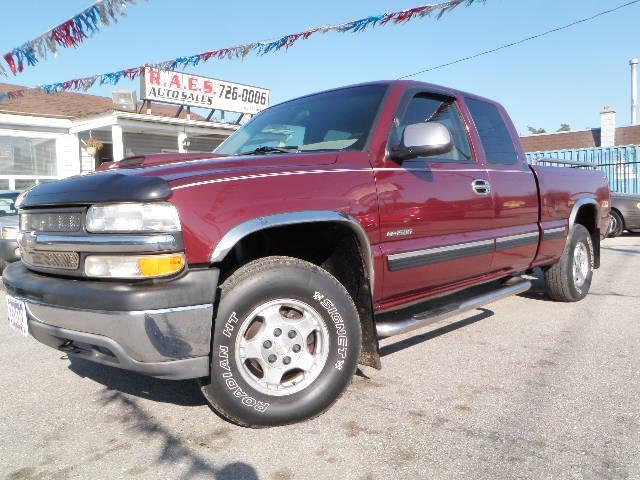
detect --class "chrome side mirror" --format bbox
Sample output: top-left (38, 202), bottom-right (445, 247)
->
top-left (391, 122), bottom-right (453, 162)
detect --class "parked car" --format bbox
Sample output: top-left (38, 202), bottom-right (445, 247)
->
top-left (0, 191), bottom-right (20, 273)
top-left (607, 192), bottom-right (640, 237)
top-left (3, 81), bottom-right (610, 427)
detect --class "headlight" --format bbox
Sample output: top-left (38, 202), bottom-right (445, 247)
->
top-left (86, 202), bottom-right (181, 233)
top-left (84, 253), bottom-right (185, 279)
top-left (1, 226), bottom-right (18, 240)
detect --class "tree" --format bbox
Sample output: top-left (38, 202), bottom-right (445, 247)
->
top-left (557, 123), bottom-right (571, 132)
top-left (527, 126), bottom-right (547, 135)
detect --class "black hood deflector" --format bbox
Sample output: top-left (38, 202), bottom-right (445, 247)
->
top-left (21, 172), bottom-right (172, 208)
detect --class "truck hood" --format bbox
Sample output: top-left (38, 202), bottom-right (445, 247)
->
top-left (132, 151), bottom-right (340, 186)
top-left (19, 151), bottom-right (339, 208)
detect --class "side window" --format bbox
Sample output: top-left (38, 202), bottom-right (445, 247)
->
top-left (395, 94), bottom-right (473, 162)
top-left (466, 98), bottom-right (518, 165)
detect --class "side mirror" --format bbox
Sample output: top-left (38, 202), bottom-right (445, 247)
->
top-left (391, 122), bottom-right (453, 162)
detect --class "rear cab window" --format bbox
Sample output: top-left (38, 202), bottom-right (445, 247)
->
top-left (465, 98), bottom-right (519, 166)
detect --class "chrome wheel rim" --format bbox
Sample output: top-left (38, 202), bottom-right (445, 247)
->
top-left (573, 242), bottom-right (589, 288)
top-left (234, 299), bottom-right (330, 397)
top-left (608, 214), bottom-right (618, 236)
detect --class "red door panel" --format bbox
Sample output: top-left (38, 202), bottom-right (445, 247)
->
top-left (487, 169), bottom-right (540, 273)
top-left (376, 161), bottom-right (495, 301)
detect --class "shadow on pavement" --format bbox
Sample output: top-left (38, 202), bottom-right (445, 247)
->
top-left (100, 389), bottom-right (258, 480)
top-left (601, 246), bottom-right (640, 255)
top-left (380, 308), bottom-right (494, 357)
top-left (67, 357), bottom-right (207, 407)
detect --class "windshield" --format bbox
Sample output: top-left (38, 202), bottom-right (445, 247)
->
top-left (0, 192), bottom-right (18, 217)
top-left (215, 85), bottom-right (387, 156)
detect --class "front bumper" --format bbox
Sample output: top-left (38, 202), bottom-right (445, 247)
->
top-left (0, 238), bottom-right (19, 263)
top-left (3, 262), bottom-right (219, 380)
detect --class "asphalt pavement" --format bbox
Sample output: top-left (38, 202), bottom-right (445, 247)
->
top-left (1, 235), bottom-right (639, 480)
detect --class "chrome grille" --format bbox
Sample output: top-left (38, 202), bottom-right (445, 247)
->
top-left (22, 250), bottom-right (79, 270)
top-left (21, 212), bottom-right (82, 233)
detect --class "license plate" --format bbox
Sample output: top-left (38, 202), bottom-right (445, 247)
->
top-left (6, 295), bottom-right (28, 336)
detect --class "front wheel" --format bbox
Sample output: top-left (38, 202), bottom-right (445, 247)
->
top-left (201, 256), bottom-right (361, 427)
top-left (544, 224), bottom-right (594, 302)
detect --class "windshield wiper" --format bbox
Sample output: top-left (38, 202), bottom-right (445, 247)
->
top-left (238, 146), bottom-right (300, 156)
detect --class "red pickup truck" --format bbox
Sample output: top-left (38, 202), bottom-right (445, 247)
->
top-left (3, 81), bottom-right (610, 427)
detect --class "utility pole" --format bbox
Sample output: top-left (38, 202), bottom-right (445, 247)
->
top-left (631, 58), bottom-right (639, 126)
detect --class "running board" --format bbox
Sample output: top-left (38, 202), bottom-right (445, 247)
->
top-left (376, 279), bottom-right (532, 339)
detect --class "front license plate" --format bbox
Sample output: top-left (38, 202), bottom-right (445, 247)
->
top-left (6, 295), bottom-right (28, 336)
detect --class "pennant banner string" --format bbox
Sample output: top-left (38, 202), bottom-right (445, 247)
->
top-left (1, 0), bottom-right (148, 77)
top-left (0, 0), bottom-right (483, 101)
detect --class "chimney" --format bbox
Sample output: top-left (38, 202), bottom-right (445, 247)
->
top-left (600, 106), bottom-right (616, 147)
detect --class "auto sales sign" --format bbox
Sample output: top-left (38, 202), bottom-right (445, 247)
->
top-left (141, 68), bottom-right (270, 115)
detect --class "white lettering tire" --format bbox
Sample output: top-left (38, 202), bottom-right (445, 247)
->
top-left (201, 256), bottom-right (361, 427)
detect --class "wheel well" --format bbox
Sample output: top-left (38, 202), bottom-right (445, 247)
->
top-left (216, 222), bottom-right (381, 369)
top-left (573, 204), bottom-right (601, 268)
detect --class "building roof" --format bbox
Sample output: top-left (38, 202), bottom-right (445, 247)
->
top-left (614, 125), bottom-right (640, 147)
top-left (521, 125), bottom-right (640, 152)
top-left (0, 83), bottom-right (205, 121)
top-left (521, 129), bottom-right (601, 152)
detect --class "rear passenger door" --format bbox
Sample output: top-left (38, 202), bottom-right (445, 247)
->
top-left (376, 92), bottom-right (496, 301)
top-left (464, 97), bottom-right (540, 274)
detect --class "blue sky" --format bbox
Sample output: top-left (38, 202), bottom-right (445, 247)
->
top-left (1, 0), bottom-right (639, 135)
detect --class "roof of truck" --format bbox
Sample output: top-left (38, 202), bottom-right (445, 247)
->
top-left (275, 80), bottom-right (499, 107)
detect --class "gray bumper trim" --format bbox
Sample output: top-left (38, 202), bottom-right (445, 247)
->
top-left (27, 317), bottom-right (210, 380)
top-left (16, 297), bottom-right (213, 380)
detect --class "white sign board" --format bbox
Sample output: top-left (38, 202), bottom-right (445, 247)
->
top-left (141, 68), bottom-right (270, 115)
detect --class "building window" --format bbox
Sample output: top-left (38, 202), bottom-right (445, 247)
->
top-left (97, 142), bottom-right (113, 166)
top-left (0, 136), bottom-right (57, 176)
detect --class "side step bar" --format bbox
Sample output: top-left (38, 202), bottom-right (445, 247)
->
top-left (376, 279), bottom-right (532, 339)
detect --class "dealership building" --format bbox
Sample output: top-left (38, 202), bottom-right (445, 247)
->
top-left (0, 75), bottom-right (247, 191)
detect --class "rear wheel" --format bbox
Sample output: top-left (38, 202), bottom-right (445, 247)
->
top-left (201, 256), bottom-right (361, 427)
top-left (607, 210), bottom-right (624, 238)
top-left (545, 224), bottom-right (594, 302)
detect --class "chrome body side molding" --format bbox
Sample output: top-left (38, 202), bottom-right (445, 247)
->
top-left (543, 227), bottom-right (567, 240)
top-left (387, 239), bottom-right (495, 272)
top-left (495, 231), bottom-right (539, 251)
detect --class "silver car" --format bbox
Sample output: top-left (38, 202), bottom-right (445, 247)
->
top-left (608, 192), bottom-right (640, 237)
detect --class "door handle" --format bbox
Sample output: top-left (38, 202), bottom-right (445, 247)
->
top-left (472, 179), bottom-right (491, 196)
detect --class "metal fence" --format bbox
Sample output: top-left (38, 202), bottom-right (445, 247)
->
top-left (525, 145), bottom-right (640, 194)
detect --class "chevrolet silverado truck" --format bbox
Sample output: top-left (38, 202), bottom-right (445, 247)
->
top-left (3, 81), bottom-right (610, 427)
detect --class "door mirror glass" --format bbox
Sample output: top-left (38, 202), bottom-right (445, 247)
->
top-left (391, 122), bottom-right (453, 162)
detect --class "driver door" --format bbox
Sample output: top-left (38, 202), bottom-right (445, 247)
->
top-left (375, 92), bottom-right (496, 302)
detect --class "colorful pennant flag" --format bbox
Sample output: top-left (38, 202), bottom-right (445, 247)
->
top-left (1, 0), bottom-right (147, 77)
top-left (0, 0), bottom-right (483, 101)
